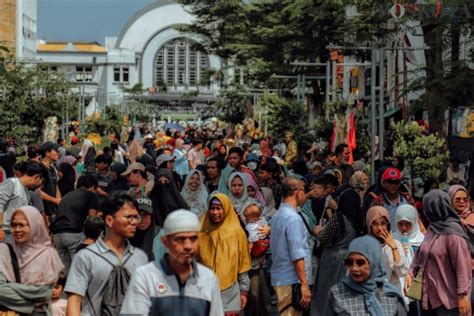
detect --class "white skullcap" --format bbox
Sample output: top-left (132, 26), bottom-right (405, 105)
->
top-left (163, 209), bottom-right (200, 236)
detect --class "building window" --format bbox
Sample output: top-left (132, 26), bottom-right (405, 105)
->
top-left (113, 66), bottom-right (130, 83)
top-left (76, 66), bottom-right (93, 82)
top-left (154, 38), bottom-right (210, 88)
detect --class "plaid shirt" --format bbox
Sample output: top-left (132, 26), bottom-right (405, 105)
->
top-left (329, 283), bottom-right (403, 316)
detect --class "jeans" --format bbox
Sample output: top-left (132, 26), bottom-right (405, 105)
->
top-left (52, 232), bottom-right (83, 273)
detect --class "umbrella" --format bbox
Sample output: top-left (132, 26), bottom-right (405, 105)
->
top-left (164, 122), bottom-right (184, 132)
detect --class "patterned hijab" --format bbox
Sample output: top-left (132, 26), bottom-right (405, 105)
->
top-left (11, 206), bottom-right (64, 285)
top-left (181, 169), bottom-right (208, 218)
top-left (342, 236), bottom-right (403, 316)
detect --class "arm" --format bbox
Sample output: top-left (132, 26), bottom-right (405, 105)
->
top-left (39, 190), bottom-right (60, 205)
top-left (447, 235), bottom-right (472, 316)
top-left (67, 294), bottom-right (82, 316)
top-left (209, 275), bottom-right (224, 316)
top-left (293, 258), bottom-right (311, 309)
top-left (390, 240), bottom-right (409, 278)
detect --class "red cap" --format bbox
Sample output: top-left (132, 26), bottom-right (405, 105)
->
top-left (382, 167), bottom-right (401, 181)
top-left (71, 136), bottom-right (79, 145)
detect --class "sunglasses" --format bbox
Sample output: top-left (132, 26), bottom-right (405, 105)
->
top-left (344, 258), bottom-right (368, 267)
top-left (454, 198), bottom-right (469, 203)
top-left (386, 180), bottom-right (401, 185)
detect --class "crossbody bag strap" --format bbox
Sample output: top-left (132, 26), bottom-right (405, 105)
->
top-left (418, 234), bottom-right (439, 272)
top-left (298, 212), bottom-right (316, 237)
top-left (7, 243), bottom-right (21, 283)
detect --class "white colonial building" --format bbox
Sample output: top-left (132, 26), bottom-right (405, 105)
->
top-left (36, 0), bottom-right (223, 117)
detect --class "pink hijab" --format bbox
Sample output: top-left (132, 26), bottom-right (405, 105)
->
top-left (11, 206), bottom-right (64, 285)
top-left (245, 174), bottom-right (266, 206)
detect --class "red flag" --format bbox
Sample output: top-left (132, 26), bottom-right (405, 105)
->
top-left (347, 111), bottom-right (356, 164)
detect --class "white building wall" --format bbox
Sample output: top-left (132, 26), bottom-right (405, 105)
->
top-left (17, 0), bottom-right (37, 59)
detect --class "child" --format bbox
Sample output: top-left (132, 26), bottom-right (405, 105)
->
top-left (243, 202), bottom-right (269, 257)
top-left (51, 277), bottom-right (67, 316)
top-left (75, 216), bottom-right (105, 252)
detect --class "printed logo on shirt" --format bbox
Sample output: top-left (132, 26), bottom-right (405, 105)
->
top-left (157, 283), bottom-right (167, 294)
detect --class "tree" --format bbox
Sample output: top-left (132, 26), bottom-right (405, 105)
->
top-left (392, 121), bottom-right (449, 193)
top-left (0, 53), bottom-right (74, 145)
top-left (214, 84), bottom-right (251, 125)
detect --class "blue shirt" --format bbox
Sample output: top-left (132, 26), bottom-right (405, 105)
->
top-left (270, 203), bottom-right (311, 286)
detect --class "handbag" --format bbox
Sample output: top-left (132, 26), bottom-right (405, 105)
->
top-left (406, 235), bottom-right (438, 300)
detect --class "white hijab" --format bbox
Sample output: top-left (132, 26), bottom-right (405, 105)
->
top-left (180, 170), bottom-right (208, 218)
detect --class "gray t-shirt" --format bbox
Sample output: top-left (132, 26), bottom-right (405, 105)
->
top-left (65, 238), bottom-right (148, 315)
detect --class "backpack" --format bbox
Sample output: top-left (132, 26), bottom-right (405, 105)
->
top-left (85, 248), bottom-right (132, 316)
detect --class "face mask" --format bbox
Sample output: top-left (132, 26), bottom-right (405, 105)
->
top-left (247, 162), bottom-right (258, 171)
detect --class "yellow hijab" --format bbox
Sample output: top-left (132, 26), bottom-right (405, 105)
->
top-left (199, 193), bottom-right (251, 290)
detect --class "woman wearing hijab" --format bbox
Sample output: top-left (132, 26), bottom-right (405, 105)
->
top-left (366, 206), bottom-right (409, 292)
top-left (150, 168), bottom-right (188, 227)
top-left (0, 206), bottom-right (64, 315)
top-left (327, 235), bottom-right (407, 315)
top-left (199, 193), bottom-right (251, 316)
top-left (128, 139), bottom-right (144, 164)
top-left (180, 169), bottom-right (208, 219)
top-left (217, 165), bottom-right (235, 196)
top-left (406, 190), bottom-right (472, 316)
top-left (393, 204), bottom-right (425, 315)
top-left (58, 162), bottom-right (76, 197)
top-left (78, 140), bottom-right (96, 175)
top-left (228, 172), bottom-right (253, 217)
top-left (448, 184), bottom-right (474, 228)
top-left (311, 189), bottom-right (363, 316)
top-left (245, 174), bottom-right (266, 207)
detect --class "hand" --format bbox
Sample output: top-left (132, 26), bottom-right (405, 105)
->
top-left (380, 227), bottom-right (397, 250)
top-left (328, 198), bottom-right (337, 211)
top-left (300, 284), bottom-right (312, 309)
top-left (240, 293), bottom-right (247, 310)
top-left (0, 227), bottom-right (4, 241)
top-left (312, 224), bottom-right (322, 236)
top-left (258, 225), bottom-right (271, 239)
top-left (458, 294), bottom-right (470, 316)
top-left (404, 274), bottom-right (413, 294)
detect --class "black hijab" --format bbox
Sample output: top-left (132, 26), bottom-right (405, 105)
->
top-left (337, 189), bottom-right (364, 236)
top-left (129, 214), bottom-right (158, 261)
top-left (423, 189), bottom-right (470, 241)
top-left (58, 162), bottom-right (75, 196)
top-left (150, 169), bottom-right (188, 226)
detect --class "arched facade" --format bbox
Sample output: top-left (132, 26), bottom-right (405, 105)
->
top-left (114, 1), bottom-right (221, 93)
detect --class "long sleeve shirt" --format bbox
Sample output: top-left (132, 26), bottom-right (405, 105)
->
top-left (409, 231), bottom-right (472, 310)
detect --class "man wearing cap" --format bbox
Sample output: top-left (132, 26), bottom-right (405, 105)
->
top-left (120, 209), bottom-right (224, 316)
top-left (371, 167), bottom-right (415, 228)
top-left (122, 162), bottom-right (153, 198)
top-left (39, 141), bottom-right (61, 220)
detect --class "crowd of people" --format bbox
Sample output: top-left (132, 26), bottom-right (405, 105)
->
top-left (0, 125), bottom-right (472, 316)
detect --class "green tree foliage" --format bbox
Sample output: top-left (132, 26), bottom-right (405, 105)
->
top-left (0, 54), bottom-right (73, 144)
top-left (214, 84), bottom-right (251, 124)
top-left (257, 94), bottom-right (310, 144)
top-left (393, 121), bottom-right (449, 183)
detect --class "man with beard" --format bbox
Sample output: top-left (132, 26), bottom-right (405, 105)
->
top-left (65, 192), bottom-right (148, 316)
top-left (121, 209), bottom-right (223, 316)
top-left (327, 144), bottom-right (354, 185)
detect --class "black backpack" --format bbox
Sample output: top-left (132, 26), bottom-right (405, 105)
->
top-left (85, 248), bottom-right (132, 316)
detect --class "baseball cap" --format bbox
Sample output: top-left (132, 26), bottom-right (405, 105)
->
top-left (155, 153), bottom-right (175, 167)
top-left (163, 209), bottom-right (200, 236)
top-left (144, 134), bottom-right (154, 139)
top-left (136, 197), bottom-right (153, 214)
top-left (311, 161), bottom-right (323, 169)
top-left (382, 167), bottom-right (401, 181)
top-left (71, 136), bottom-right (79, 145)
top-left (121, 162), bottom-right (146, 176)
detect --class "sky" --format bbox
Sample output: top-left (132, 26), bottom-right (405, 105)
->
top-left (37, 0), bottom-right (155, 44)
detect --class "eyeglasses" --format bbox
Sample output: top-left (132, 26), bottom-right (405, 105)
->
top-left (114, 214), bottom-right (142, 223)
top-left (344, 258), bottom-right (368, 267)
top-left (11, 223), bottom-right (29, 230)
top-left (454, 198), bottom-right (469, 203)
top-left (371, 220), bottom-right (388, 227)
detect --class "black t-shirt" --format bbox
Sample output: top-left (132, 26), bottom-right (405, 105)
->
top-left (94, 172), bottom-right (113, 192)
top-left (42, 163), bottom-right (58, 216)
top-left (51, 188), bottom-right (99, 234)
